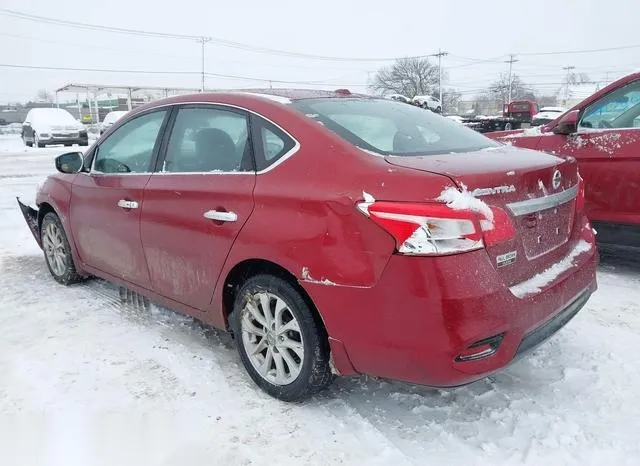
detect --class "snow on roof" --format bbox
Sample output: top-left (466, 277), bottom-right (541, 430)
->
top-left (27, 108), bottom-right (78, 125)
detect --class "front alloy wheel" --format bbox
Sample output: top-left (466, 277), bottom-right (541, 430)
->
top-left (41, 212), bottom-right (82, 285)
top-left (231, 275), bottom-right (333, 401)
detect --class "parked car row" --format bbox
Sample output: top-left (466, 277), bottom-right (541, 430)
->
top-left (19, 88), bottom-right (597, 402)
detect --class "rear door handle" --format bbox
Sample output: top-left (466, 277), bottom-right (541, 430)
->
top-left (203, 210), bottom-right (237, 222)
top-left (117, 199), bottom-right (139, 209)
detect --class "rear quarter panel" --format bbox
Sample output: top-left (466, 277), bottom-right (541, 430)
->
top-left (209, 104), bottom-right (456, 328)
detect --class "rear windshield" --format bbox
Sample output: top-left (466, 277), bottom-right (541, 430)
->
top-left (291, 98), bottom-right (498, 156)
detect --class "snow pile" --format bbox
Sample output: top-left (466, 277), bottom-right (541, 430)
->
top-left (510, 240), bottom-right (592, 298)
top-left (438, 186), bottom-right (494, 223)
top-left (237, 92), bottom-right (292, 104)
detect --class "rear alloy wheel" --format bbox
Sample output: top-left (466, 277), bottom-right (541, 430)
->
top-left (230, 275), bottom-right (333, 401)
top-left (41, 212), bottom-right (82, 285)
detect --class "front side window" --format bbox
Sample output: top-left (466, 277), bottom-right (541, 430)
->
top-left (93, 110), bottom-right (167, 173)
top-left (580, 80), bottom-right (640, 130)
top-left (292, 98), bottom-right (498, 156)
top-left (163, 107), bottom-right (251, 172)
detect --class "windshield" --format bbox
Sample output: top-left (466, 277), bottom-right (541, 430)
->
top-left (292, 98), bottom-right (498, 156)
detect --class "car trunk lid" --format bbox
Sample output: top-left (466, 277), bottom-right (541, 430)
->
top-left (385, 145), bottom-right (579, 286)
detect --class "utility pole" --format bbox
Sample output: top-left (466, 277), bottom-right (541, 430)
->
top-left (198, 37), bottom-right (212, 92)
top-left (562, 65), bottom-right (576, 103)
top-left (505, 54), bottom-right (519, 103)
top-left (432, 49), bottom-right (448, 109)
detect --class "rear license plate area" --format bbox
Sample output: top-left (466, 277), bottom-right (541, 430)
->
top-left (519, 202), bottom-right (574, 259)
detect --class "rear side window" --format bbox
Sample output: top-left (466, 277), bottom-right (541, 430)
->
top-left (291, 98), bottom-right (498, 156)
top-left (253, 118), bottom-right (296, 171)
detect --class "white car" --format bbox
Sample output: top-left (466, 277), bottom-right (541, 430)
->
top-left (22, 108), bottom-right (88, 148)
top-left (385, 94), bottom-right (412, 104)
top-left (412, 95), bottom-right (442, 113)
top-left (531, 106), bottom-right (566, 126)
top-left (100, 110), bottom-right (129, 134)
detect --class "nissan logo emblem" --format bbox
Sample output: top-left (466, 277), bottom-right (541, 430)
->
top-left (552, 169), bottom-right (562, 190)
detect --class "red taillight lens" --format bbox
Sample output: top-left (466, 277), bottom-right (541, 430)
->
top-left (482, 206), bottom-right (516, 247)
top-left (358, 200), bottom-right (516, 256)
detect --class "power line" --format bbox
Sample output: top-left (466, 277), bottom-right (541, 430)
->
top-left (0, 63), bottom-right (200, 75)
top-left (0, 8), bottom-right (432, 62)
top-left (0, 63), bottom-right (367, 87)
top-left (521, 44), bottom-right (640, 56)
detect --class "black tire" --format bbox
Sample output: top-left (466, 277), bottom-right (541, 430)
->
top-left (35, 133), bottom-right (45, 148)
top-left (504, 122), bottom-right (513, 131)
top-left (230, 274), bottom-right (333, 401)
top-left (40, 212), bottom-right (82, 285)
top-left (435, 106), bottom-right (442, 113)
top-left (24, 137), bottom-right (32, 147)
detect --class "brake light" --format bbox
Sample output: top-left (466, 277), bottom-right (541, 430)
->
top-left (482, 206), bottom-right (516, 247)
top-left (358, 200), bottom-right (516, 256)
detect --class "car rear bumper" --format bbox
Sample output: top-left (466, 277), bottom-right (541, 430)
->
top-left (39, 137), bottom-right (88, 145)
top-left (304, 226), bottom-right (598, 387)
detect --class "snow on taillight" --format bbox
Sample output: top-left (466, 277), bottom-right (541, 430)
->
top-left (358, 193), bottom-right (516, 256)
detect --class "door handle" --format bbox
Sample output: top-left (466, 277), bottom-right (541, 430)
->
top-left (118, 199), bottom-right (139, 209)
top-left (203, 210), bottom-right (237, 222)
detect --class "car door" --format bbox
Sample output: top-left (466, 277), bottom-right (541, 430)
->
top-left (70, 108), bottom-right (170, 287)
top-left (139, 105), bottom-right (257, 311)
top-left (537, 79), bottom-right (640, 224)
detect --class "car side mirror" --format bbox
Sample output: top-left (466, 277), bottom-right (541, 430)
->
top-left (55, 152), bottom-right (84, 174)
top-left (552, 110), bottom-right (579, 135)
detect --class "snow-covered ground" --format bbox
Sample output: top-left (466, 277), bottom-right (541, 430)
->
top-left (1, 133), bottom-right (639, 465)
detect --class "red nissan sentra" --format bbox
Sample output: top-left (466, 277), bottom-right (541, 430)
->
top-left (18, 89), bottom-right (598, 401)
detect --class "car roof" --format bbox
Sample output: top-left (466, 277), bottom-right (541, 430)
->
top-left (128, 89), bottom-right (375, 116)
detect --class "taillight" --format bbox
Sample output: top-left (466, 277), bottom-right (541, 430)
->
top-left (358, 198), bottom-right (516, 256)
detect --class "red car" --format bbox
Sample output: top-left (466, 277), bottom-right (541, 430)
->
top-left (488, 72), bottom-right (640, 247)
top-left (18, 90), bottom-right (597, 401)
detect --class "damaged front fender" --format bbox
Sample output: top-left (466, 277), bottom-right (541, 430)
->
top-left (16, 197), bottom-right (42, 248)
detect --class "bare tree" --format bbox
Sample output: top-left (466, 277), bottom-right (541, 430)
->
top-left (35, 89), bottom-right (54, 103)
top-left (370, 57), bottom-right (440, 98)
top-left (567, 72), bottom-right (591, 86)
top-left (441, 88), bottom-right (462, 114)
top-left (536, 94), bottom-right (559, 107)
top-left (488, 73), bottom-right (532, 103)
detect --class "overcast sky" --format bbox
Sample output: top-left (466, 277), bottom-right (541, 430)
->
top-left (1, 0), bottom-right (639, 103)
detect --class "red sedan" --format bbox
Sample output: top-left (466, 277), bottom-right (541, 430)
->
top-left (18, 90), bottom-right (597, 401)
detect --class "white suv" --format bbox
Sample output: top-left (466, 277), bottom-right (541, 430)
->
top-left (412, 95), bottom-right (442, 113)
top-left (22, 108), bottom-right (88, 147)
